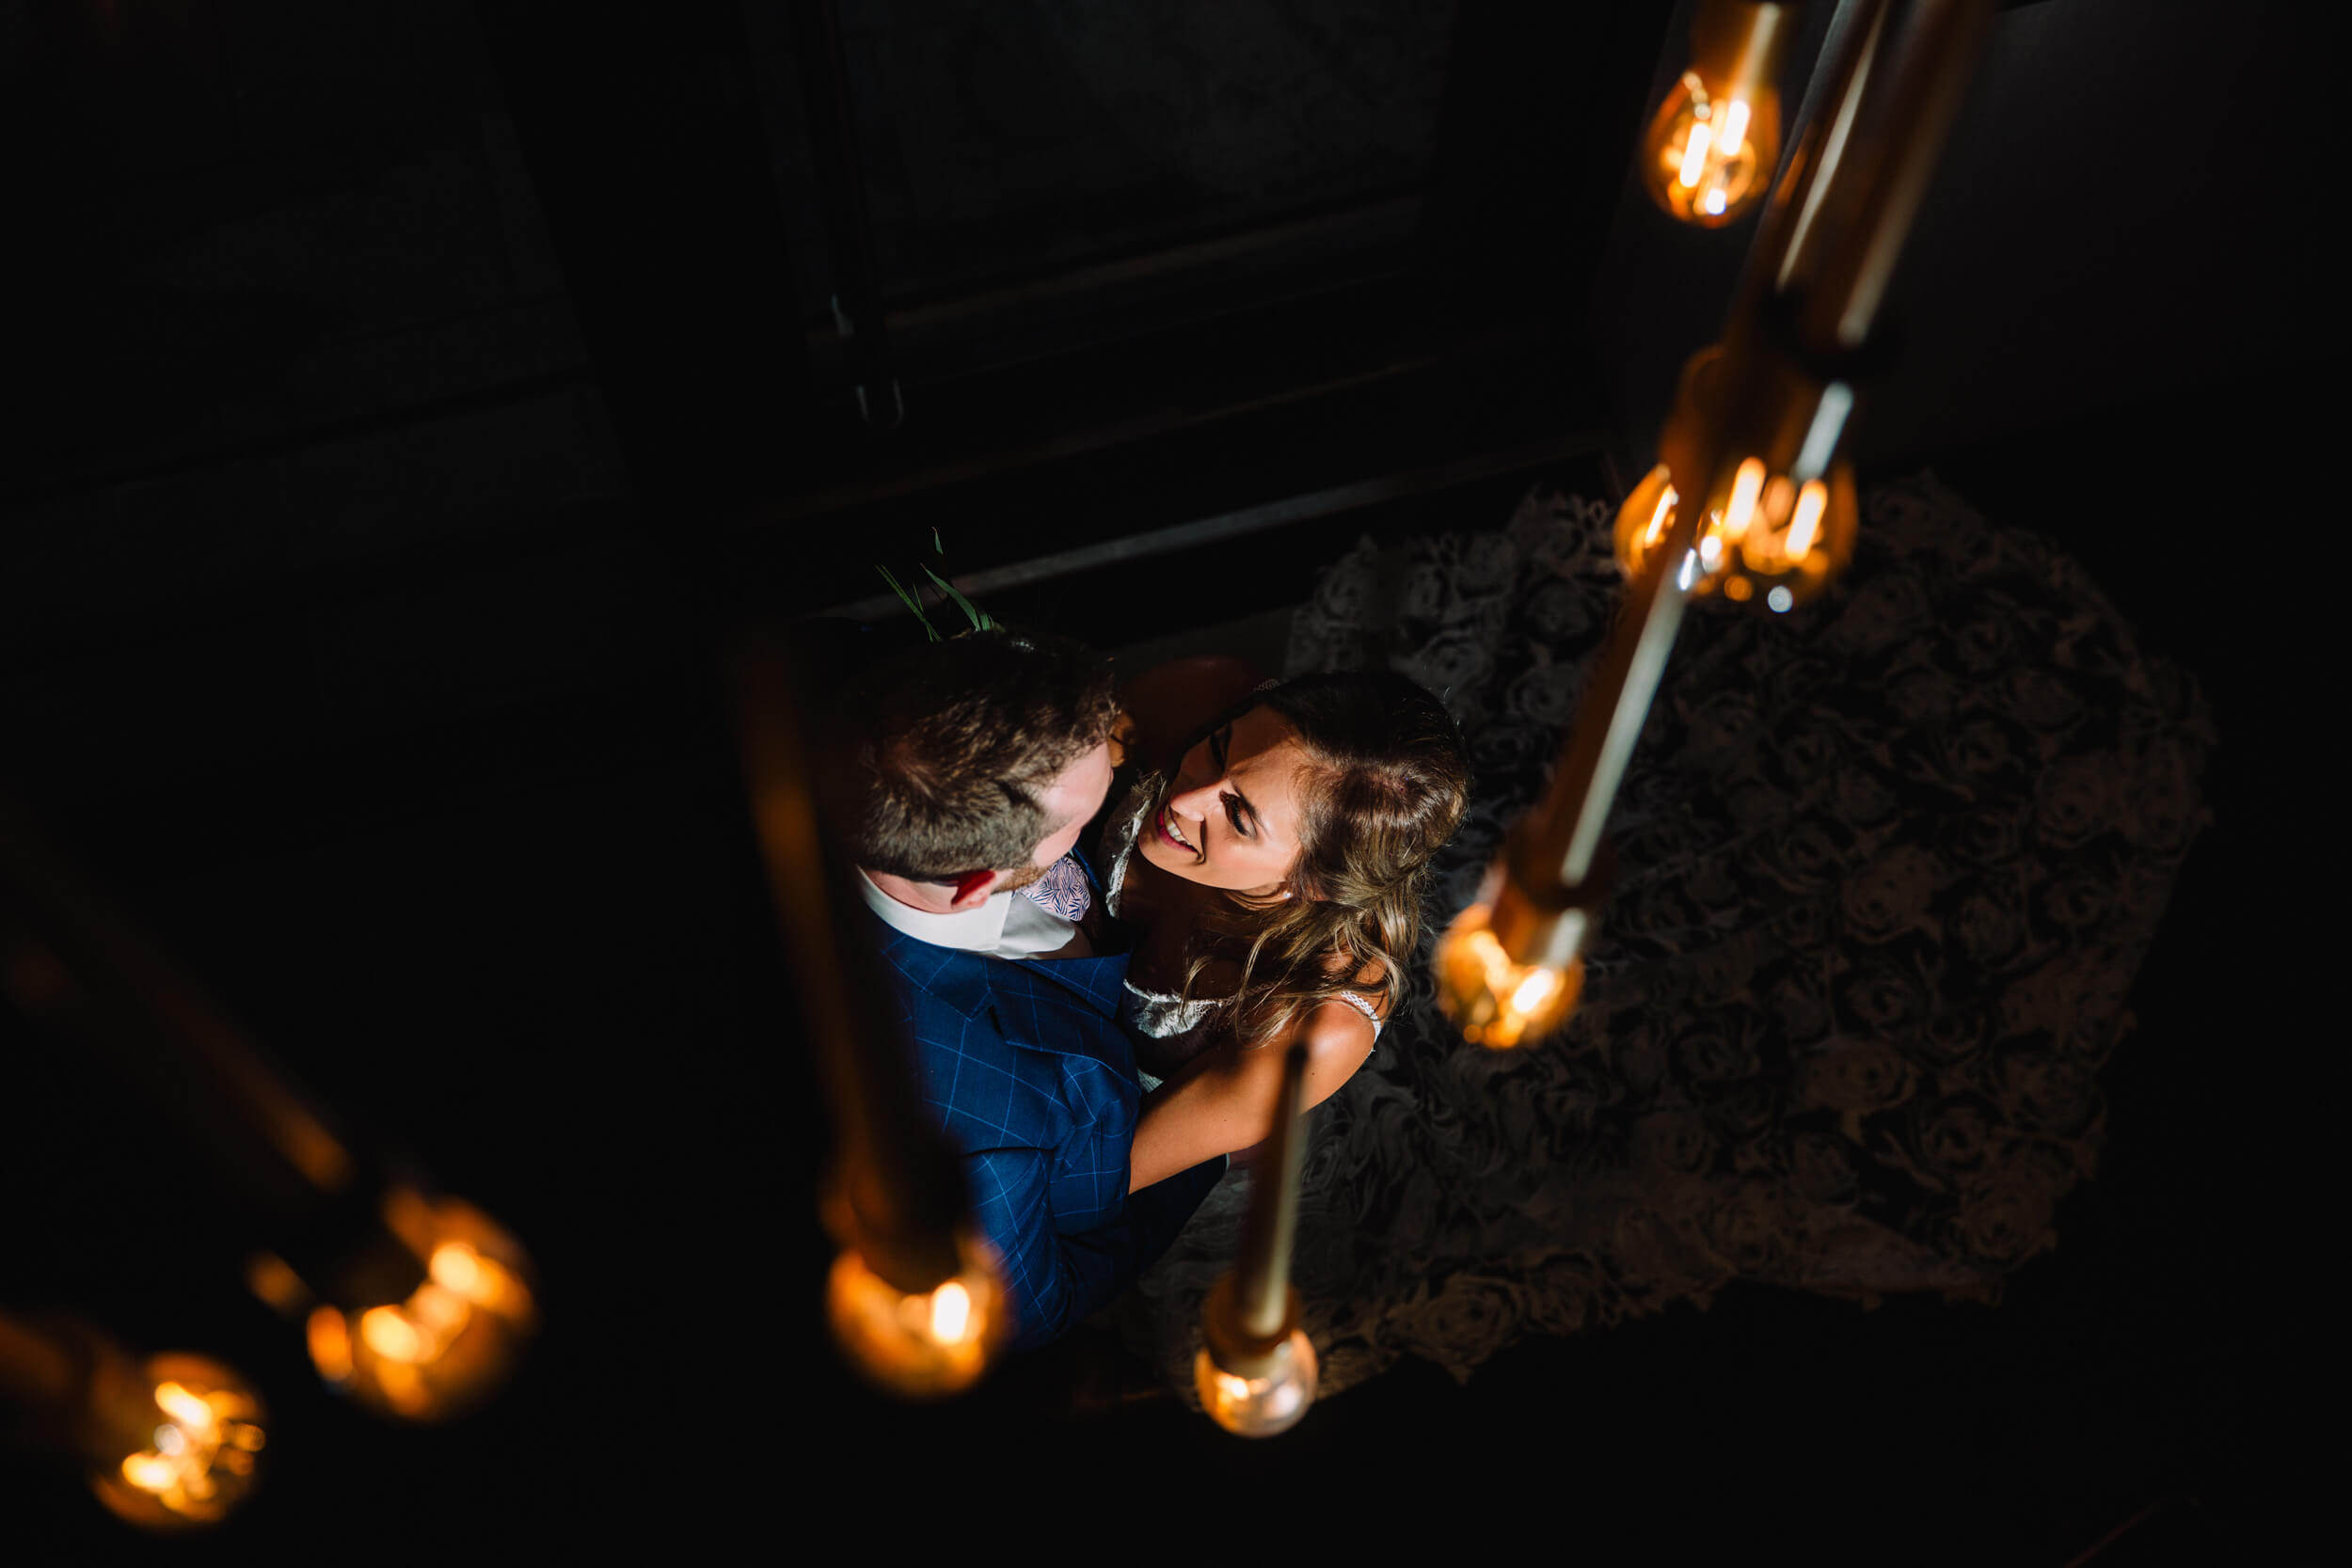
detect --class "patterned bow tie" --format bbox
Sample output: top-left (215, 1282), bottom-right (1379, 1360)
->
top-left (1016, 853), bottom-right (1093, 923)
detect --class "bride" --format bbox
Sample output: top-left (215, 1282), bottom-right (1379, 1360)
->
top-left (1089, 663), bottom-right (1470, 1188)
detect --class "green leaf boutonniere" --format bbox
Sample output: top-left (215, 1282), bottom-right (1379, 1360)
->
top-left (876, 531), bottom-right (993, 640)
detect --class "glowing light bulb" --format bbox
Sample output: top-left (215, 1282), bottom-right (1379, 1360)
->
top-left (1737, 462), bottom-right (1857, 607)
top-left (1434, 907), bottom-right (1585, 1049)
top-left (88, 1354), bottom-right (266, 1533)
top-left (301, 1189), bottom-right (538, 1422)
top-left (1642, 69), bottom-right (1781, 228)
top-left (826, 1227), bottom-right (1009, 1399)
top-left (1194, 1329), bottom-right (1319, 1438)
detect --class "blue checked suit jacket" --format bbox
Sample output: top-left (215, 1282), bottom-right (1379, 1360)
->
top-left (866, 906), bottom-right (1224, 1353)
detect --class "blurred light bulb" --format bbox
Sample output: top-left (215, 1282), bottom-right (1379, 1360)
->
top-left (87, 1354), bottom-right (266, 1532)
top-left (1434, 905), bottom-right (1585, 1049)
top-left (1193, 1329), bottom-right (1319, 1438)
top-left (825, 1227), bottom-right (1009, 1399)
top-left (1640, 2), bottom-right (1789, 228)
top-left (301, 1190), bottom-right (538, 1422)
top-left (1614, 454), bottom-right (1857, 610)
top-left (1643, 71), bottom-right (1780, 228)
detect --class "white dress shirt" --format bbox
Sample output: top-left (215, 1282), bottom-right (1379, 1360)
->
top-left (855, 867), bottom-right (1085, 959)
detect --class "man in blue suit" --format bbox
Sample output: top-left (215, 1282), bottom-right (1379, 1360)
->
top-left (834, 630), bottom-right (1222, 1353)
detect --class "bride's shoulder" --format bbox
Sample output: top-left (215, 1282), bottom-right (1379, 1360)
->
top-left (1321, 950), bottom-right (1391, 1008)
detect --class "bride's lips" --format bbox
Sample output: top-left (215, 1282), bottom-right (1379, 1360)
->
top-left (1155, 806), bottom-right (1200, 861)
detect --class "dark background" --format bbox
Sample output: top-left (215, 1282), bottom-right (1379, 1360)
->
top-left (1, 0), bottom-right (2333, 1559)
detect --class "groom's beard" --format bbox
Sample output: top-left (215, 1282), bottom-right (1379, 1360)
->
top-left (993, 862), bottom-right (1048, 894)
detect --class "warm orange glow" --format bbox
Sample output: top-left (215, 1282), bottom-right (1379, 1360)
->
top-left (1677, 116), bottom-right (1713, 188)
top-left (1717, 97), bottom-right (1752, 159)
top-left (1723, 456), bottom-right (1767, 541)
top-left (1786, 479), bottom-right (1828, 558)
top-left (1620, 440), bottom-right (1855, 611)
top-left (826, 1229), bottom-right (1009, 1399)
top-left (1645, 481), bottom-right (1677, 547)
top-left (930, 1279), bottom-right (974, 1343)
top-left (89, 1355), bottom-right (266, 1532)
top-left (1434, 908), bottom-right (1585, 1049)
top-left (306, 1305), bottom-right (353, 1384)
top-left (358, 1305), bottom-right (428, 1364)
top-left (1616, 464), bottom-right (1678, 581)
top-left (1194, 1330), bottom-right (1318, 1438)
top-left (1643, 70), bottom-right (1778, 227)
top-left (298, 1190), bottom-right (539, 1422)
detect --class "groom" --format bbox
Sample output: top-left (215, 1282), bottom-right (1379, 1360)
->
top-left (832, 628), bottom-right (1223, 1353)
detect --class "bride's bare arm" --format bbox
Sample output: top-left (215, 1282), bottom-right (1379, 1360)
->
top-left (1127, 999), bottom-right (1375, 1193)
top-left (1116, 656), bottom-right (1263, 776)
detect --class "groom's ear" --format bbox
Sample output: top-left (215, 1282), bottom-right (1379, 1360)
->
top-left (946, 869), bottom-right (999, 911)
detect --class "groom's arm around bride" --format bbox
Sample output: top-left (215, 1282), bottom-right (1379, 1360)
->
top-left (829, 630), bottom-right (1222, 1352)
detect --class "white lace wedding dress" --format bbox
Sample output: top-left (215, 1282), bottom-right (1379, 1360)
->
top-left (1115, 472), bottom-right (2216, 1406)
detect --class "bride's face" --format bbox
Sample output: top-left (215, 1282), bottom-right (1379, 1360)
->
top-left (1137, 705), bottom-right (1311, 898)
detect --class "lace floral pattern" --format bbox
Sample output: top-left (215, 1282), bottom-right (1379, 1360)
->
top-left (1120, 471), bottom-right (2216, 1402)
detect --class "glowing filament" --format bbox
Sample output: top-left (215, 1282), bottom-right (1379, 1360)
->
top-left (1436, 920), bottom-right (1585, 1049)
top-left (1195, 1331), bottom-right (1320, 1436)
top-left (1645, 483), bottom-right (1677, 549)
top-left (100, 1367), bottom-right (269, 1529)
top-left (1678, 121), bottom-right (1713, 188)
top-left (307, 1307), bottom-right (353, 1384)
top-left (930, 1280), bottom-right (973, 1343)
top-left (1787, 479), bottom-right (1828, 558)
top-left (152, 1382), bottom-right (215, 1432)
top-left (827, 1239), bottom-right (1009, 1398)
top-left (1718, 98), bottom-right (1751, 159)
top-left (358, 1306), bottom-right (430, 1364)
top-left (1510, 967), bottom-right (1562, 1015)
top-left (1723, 457), bottom-right (1767, 543)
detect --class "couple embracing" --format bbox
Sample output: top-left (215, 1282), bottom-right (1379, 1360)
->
top-left (833, 630), bottom-right (1468, 1352)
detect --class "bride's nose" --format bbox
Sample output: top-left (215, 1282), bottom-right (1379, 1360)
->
top-left (1165, 777), bottom-right (1221, 822)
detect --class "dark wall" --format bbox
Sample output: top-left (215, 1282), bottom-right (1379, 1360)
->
top-left (1587, 0), bottom-right (2328, 470)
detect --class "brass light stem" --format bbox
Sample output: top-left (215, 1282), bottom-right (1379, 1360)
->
top-left (0, 795), bottom-right (354, 1217)
top-left (0, 1309), bottom-right (75, 1414)
top-left (730, 630), bottom-right (967, 1294)
top-left (1764, 0), bottom-right (1898, 304)
top-left (1807, 0), bottom-right (1995, 350)
top-left (1233, 1045), bottom-right (1311, 1342)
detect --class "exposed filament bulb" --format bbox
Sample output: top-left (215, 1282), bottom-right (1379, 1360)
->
top-left (1614, 459), bottom-right (1854, 609)
top-left (296, 1190), bottom-right (539, 1422)
top-left (1644, 69), bottom-right (1779, 226)
top-left (825, 1227), bottom-right (1009, 1399)
top-left (90, 1355), bottom-right (268, 1532)
top-left (1434, 907), bottom-right (1584, 1050)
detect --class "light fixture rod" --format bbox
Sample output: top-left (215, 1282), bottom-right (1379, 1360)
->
top-left (1233, 1044), bottom-right (1311, 1342)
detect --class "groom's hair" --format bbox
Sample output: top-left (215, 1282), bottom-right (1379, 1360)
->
top-left (833, 629), bottom-right (1118, 881)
